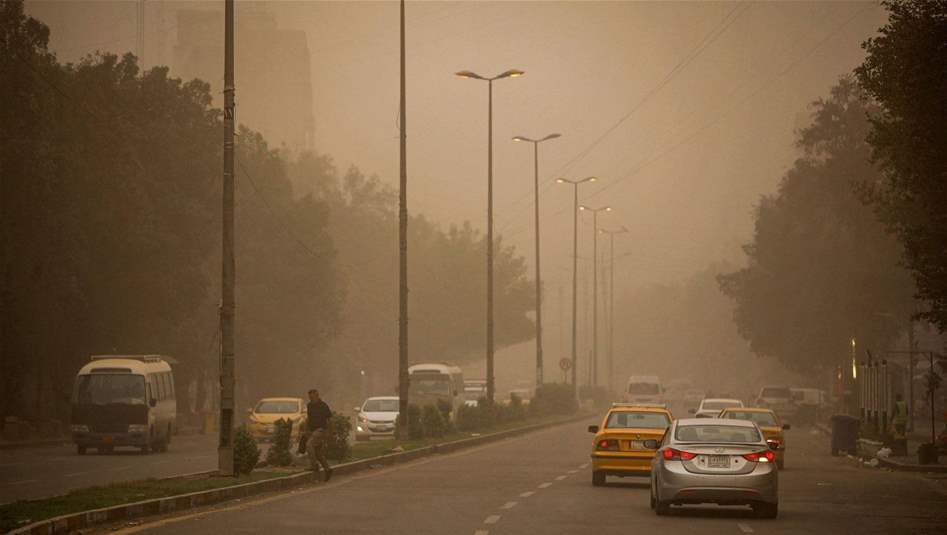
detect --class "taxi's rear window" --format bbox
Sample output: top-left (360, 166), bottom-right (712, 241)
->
top-left (606, 411), bottom-right (669, 429)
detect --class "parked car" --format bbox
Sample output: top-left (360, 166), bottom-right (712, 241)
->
top-left (690, 398), bottom-right (744, 418)
top-left (755, 385), bottom-right (797, 420)
top-left (650, 418), bottom-right (779, 518)
top-left (719, 407), bottom-right (790, 469)
top-left (588, 403), bottom-right (674, 486)
top-left (355, 396), bottom-right (399, 441)
top-left (247, 397), bottom-right (307, 441)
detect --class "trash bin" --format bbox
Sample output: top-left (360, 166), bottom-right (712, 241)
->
top-left (830, 414), bottom-right (859, 456)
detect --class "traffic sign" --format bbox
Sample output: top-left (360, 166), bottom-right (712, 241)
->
top-left (559, 358), bottom-right (573, 372)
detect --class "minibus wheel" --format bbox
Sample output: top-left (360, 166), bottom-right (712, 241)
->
top-left (77, 445), bottom-right (86, 455)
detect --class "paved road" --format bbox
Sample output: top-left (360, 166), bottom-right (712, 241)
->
top-left (0, 434), bottom-right (218, 503)
top-left (107, 420), bottom-right (946, 535)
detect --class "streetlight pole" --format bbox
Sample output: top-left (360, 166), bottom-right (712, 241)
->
top-left (579, 205), bottom-right (611, 388)
top-left (556, 177), bottom-right (597, 400)
top-left (456, 68), bottom-right (524, 403)
top-left (513, 133), bottom-right (561, 390)
top-left (398, 0), bottom-right (409, 420)
top-left (599, 226), bottom-right (627, 396)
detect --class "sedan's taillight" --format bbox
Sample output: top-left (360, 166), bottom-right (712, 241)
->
top-left (597, 439), bottom-right (619, 451)
top-left (662, 448), bottom-right (696, 461)
top-left (743, 450), bottom-right (776, 463)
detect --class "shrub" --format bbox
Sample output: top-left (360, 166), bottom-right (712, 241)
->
top-left (579, 385), bottom-right (613, 409)
top-left (455, 403), bottom-right (481, 432)
top-left (264, 418), bottom-right (294, 467)
top-left (530, 383), bottom-right (578, 417)
top-left (420, 404), bottom-right (448, 438)
top-left (233, 425), bottom-right (260, 475)
top-left (326, 412), bottom-right (351, 462)
top-left (396, 404), bottom-right (423, 440)
top-left (506, 393), bottom-right (527, 421)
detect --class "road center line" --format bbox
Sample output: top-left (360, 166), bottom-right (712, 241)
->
top-left (567, 469), bottom-right (578, 474)
top-left (555, 475), bottom-right (567, 481)
top-left (110, 465), bottom-right (132, 471)
top-left (580, 463), bottom-right (589, 469)
top-left (737, 523), bottom-right (754, 533)
top-left (538, 482), bottom-right (552, 489)
top-left (474, 531), bottom-right (489, 535)
top-left (501, 501), bottom-right (517, 510)
top-left (64, 472), bottom-right (89, 478)
top-left (519, 491), bottom-right (535, 498)
top-left (484, 515), bottom-right (501, 524)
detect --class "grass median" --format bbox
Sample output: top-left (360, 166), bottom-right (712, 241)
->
top-left (0, 412), bottom-right (588, 532)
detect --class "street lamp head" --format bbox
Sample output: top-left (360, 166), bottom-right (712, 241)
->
top-left (496, 69), bottom-right (525, 79)
top-left (584, 176), bottom-right (598, 183)
top-left (455, 70), bottom-right (486, 80)
top-left (541, 133), bottom-right (562, 141)
top-left (556, 178), bottom-right (568, 184)
top-left (512, 136), bottom-right (533, 143)
top-left (605, 207), bottom-right (612, 212)
top-left (579, 205), bottom-right (588, 211)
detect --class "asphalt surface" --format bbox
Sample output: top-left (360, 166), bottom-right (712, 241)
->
top-left (104, 419), bottom-right (946, 535)
top-left (0, 434), bottom-right (218, 503)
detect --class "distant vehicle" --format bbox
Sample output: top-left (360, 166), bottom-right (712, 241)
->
top-left (247, 397), bottom-right (307, 441)
top-left (354, 396), bottom-right (399, 441)
top-left (755, 386), bottom-right (797, 420)
top-left (506, 388), bottom-right (532, 405)
top-left (683, 389), bottom-right (705, 408)
top-left (790, 388), bottom-right (827, 409)
top-left (623, 375), bottom-right (664, 405)
top-left (408, 363), bottom-right (464, 419)
top-left (690, 398), bottom-right (744, 418)
top-left (71, 355), bottom-right (176, 455)
top-left (650, 418), bottom-right (779, 518)
top-left (719, 407), bottom-right (791, 469)
top-left (588, 404), bottom-right (674, 485)
top-left (463, 379), bottom-right (487, 406)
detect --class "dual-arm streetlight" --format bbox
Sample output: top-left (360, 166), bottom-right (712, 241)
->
top-left (513, 133), bottom-right (561, 390)
top-left (456, 68), bottom-right (524, 403)
top-left (599, 226), bottom-right (627, 395)
top-left (556, 176), bottom-right (597, 398)
top-left (579, 205), bottom-right (611, 388)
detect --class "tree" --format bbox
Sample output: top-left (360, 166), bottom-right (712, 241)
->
top-left (718, 78), bottom-right (915, 373)
top-left (855, 0), bottom-right (947, 331)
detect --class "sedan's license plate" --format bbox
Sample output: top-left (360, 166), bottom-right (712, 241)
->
top-left (623, 440), bottom-right (645, 450)
top-left (708, 455), bottom-right (729, 468)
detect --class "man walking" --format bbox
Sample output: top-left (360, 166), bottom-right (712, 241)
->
top-left (305, 388), bottom-right (333, 481)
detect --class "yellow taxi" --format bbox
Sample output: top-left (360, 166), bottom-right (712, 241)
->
top-left (588, 403), bottom-right (674, 486)
top-left (247, 397), bottom-right (307, 441)
top-left (719, 407), bottom-right (790, 469)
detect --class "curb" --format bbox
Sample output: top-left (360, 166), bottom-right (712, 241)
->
top-left (875, 456), bottom-right (947, 473)
top-left (7, 413), bottom-right (592, 534)
top-left (0, 439), bottom-right (70, 451)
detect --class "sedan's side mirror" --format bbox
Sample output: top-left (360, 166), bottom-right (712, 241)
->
top-left (246, 408), bottom-right (253, 415)
top-left (353, 407), bottom-right (361, 412)
top-left (782, 423), bottom-right (791, 430)
top-left (587, 425), bottom-right (599, 434)
top-left (688, 408), bottom-right (696, 414)
top-left (643, 439), bottom-right (659, 449)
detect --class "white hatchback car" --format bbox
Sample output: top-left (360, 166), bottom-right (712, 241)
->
top-left (690, 398), bottom-right (744, 419)
top-left (354, 396), bottom-right (399, 441)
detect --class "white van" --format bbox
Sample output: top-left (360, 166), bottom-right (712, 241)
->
top-left (71, 355), bottom-right (176, 454)
top-left (622, 375), bottom-right (664, 405)
top-left (408, 363), bottom-right (464, 419)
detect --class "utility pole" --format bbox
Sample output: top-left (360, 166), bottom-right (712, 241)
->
top-left (600, 227), bottom-right (627, 395)
top-left (136, 0), bottom-right (146, 67)
top-left (398, 0), bottom-right (409, 419)
top-left (218, 0), bottom-right (236, 477)
top-left (579, 205), bottom-right (612, 387)
top-left (512, 133), bottom-right (560, 390)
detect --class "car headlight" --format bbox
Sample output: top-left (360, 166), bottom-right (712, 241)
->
top-left (71, 424), bottom-right (89, 433)
top-left (128, 424), bottom-right (148, 433)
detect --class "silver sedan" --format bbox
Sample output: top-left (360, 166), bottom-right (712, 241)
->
top-left (648, 418), bottom-right (779, 518)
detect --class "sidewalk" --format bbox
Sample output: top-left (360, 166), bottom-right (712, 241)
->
top-left (815, 421), bottom-right (947, 473)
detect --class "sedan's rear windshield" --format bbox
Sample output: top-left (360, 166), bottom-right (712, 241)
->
top-left (701, 400), bottom-right (741, 410)
top-left (363, 399), bottom-right (399, 412)
top-left (723, 411), bottom-right (777, 427)
top-left (606, 411), bottom-right (669, 429)
top-left (761, 387), bottom-right (791, 398)
top-left (255, 400), bottom-right (300, 414)
top-left (628, 383), bottom-right (659, 395)
top-left (675, 424), bottom-right (761, 443)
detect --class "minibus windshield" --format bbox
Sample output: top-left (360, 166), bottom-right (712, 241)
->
top-left (409, 376), bottom-right (450, 396)
top-left (74, 374), bottom-right (146, 405)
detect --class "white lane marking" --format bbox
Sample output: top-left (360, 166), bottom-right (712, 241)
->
top-left (737, 523), bottom-right (754, 533)
top-left (484, 515), bottom-right (501, 524)
top-left (538, 482), bottom-right (552, 489)
top-left (110, 465), bottom-right (132, 472)
top-left (577, 464), bottom-right (585, 469)
top-left (2, 479), bottom-right (38, 485)
top-left (567, 469), bottom-right (578, 474)
top-left (64, 471), bottom-right (89, 477)
top-left (519, 491), bottom-right (535, 498)
top-left (580, 463), bottom-right (589, 469)
top-left (501, 501), bottom-right (517, 510)
top-left (555, 475), bottom-right (567, 481)
top-left (474, 531), bottom-right (489, 535)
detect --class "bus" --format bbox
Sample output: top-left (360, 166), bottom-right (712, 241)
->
top-left (71, 355), bottom-right (176, 455)
top-left (408, 363), bottom-right (464, 419)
